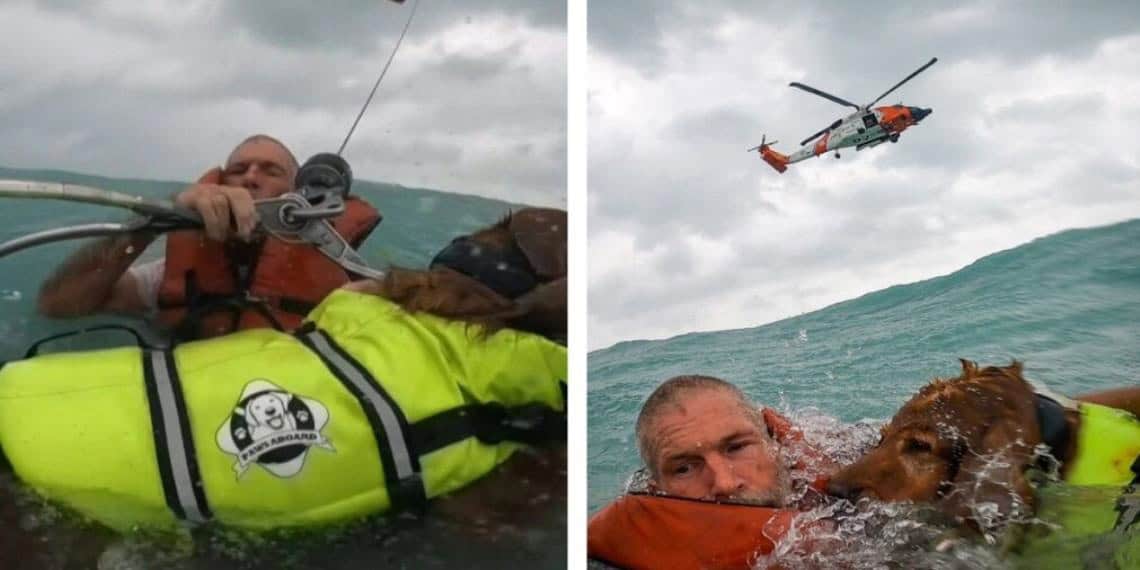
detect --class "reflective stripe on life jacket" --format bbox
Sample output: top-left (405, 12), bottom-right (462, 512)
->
top-left (156, 195), bottom-right (381, 340)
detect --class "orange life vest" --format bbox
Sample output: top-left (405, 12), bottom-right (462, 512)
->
top-left (156, 179), bottom-right (381, 339)
top-left (588, 494), bottom-right (801, 570)
top-left (587, 409), bottom-right (833, 570)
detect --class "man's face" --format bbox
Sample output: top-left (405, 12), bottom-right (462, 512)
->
top-left (648, 388), bottom-right (789, 504)
top-left (222, 138), bottom-right (296, 199)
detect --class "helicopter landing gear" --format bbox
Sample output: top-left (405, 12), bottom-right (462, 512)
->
top-left (834, 152), bottom-right (841, 159)
top-left (890, 134), bottom-right (900, 143)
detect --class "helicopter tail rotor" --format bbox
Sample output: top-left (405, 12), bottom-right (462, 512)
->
top-left (749, 135), bottom-right (789, 173)
top-left (746, 134), bottom-right (780, 153)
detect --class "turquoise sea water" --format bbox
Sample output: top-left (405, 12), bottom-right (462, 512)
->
top-left (588, 218), bottom-right (1140, 567)
top-left (0, 166), bottom-right (564, 569)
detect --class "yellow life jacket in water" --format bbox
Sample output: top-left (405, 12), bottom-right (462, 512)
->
top-left (1022, 398), bottom-right (1140, 564)
top-left (1021, 401), bottom-right (1140, 570)
top-left (0, 289), bottom-right (566, 531)
top-left (1066, 402), bottom-right (1140, 487)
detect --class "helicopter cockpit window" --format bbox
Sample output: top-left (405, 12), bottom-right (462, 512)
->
top-left (862, 114), bottom-right (878, 128)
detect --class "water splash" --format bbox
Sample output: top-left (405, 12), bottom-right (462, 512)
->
top-left (756, 500), bottom-right (1010, 569)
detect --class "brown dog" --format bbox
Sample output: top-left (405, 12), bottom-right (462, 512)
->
top-left (351, 207), bottom-right (567, 342)
top-left (826, 361), bottom-right (1067, 534)
top-left (829, 359), bottom-right (1140, 534)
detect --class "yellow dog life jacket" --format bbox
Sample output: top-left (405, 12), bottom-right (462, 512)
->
top-left (1067, 402), bottom-right (1140, 487)
top-left (1018, 403), bottom-right (1140, 569)
top-left (0, 289), bottom-right (566, 531)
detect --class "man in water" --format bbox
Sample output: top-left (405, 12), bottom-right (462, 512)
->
top-left (36, 134), bottom-right (379, 338)
top-left (589, 375), bottom-right (834, 569)
top-left (635, 374), bottom-right (796, 505)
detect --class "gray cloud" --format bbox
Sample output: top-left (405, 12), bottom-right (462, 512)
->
top-left (1, 0), bottom-right (565, 207)
top-left (589, 1), bottom-right (1140, 78)
top-left (218, 0), bottom-right (564, 54)
top-left (666, 106), bottom-right (760, 144)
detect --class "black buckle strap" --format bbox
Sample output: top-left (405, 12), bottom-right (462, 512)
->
top-left (167, 264), bottom-right (307, 341)
top-left (170, 295), bottom-right (287, 342)
top-left (410, 402), bottom-right (566, 455)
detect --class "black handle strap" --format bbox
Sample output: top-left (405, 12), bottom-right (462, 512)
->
top-left (24, 324), bottom-right (151, 358)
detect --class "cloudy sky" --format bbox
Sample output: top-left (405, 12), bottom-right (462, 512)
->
top-left (0, 0), bottom-right (565, 207)
top-left (588, 1), bottom-right (1140, 350)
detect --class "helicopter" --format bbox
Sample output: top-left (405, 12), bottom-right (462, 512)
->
top-left (750, 57), bottom-right (937, 173)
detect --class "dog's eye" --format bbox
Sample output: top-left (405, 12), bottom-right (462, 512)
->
top-left (904, 438), bottom-right (933, 453)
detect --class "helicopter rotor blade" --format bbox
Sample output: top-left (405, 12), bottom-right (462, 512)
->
top-left (788, 82), bottom-right (860, 110)
top-left (800, 128), bottom-right (828, 147)
top-left (865, 57), bottom-right (938, 108)
top-left (799, 119), bottom-right (842, 147)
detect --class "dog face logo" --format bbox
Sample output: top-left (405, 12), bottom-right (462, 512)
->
top-left (246, 392), bottom-right (296, 434)
top-left (216, 379), bottom-right (334, 479)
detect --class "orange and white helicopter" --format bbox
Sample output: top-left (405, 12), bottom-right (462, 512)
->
top-left (750, 57), bottom-right (937, 173)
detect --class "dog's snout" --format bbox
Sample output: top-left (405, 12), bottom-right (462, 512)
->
top-left (265, 407), bottom-right (277, 416)
top-left (827, 478), bottom-right (866, 501)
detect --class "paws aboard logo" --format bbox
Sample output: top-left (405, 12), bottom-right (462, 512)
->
top-left (216, 379), bottom-right (334, 479)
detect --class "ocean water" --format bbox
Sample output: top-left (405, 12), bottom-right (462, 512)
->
top-left (588, 218), bottom-right (1140, 567)
top-left (0, 166), bottom-right (565, 569)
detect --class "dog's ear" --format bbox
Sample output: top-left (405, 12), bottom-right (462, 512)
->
top-left (510, 208), bottom-right (566, 280)
top-left (508, 277), bottom-right (566, 341)
top-left (243, 404), bottom-right (261, 427)
top-left (958, 359), bottom-right (979, 377)
top-left (1002, 360), bottom-right (1024, 378)
top-left (939, 418), bottom-right (1036, 535)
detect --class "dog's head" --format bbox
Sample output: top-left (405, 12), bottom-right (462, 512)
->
top-left (245, 392), bottom-right (292, 430)
top-left (828, 360), bottom-right (1042, 533)
top-left (373, 208), bottom-right (567, 342)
